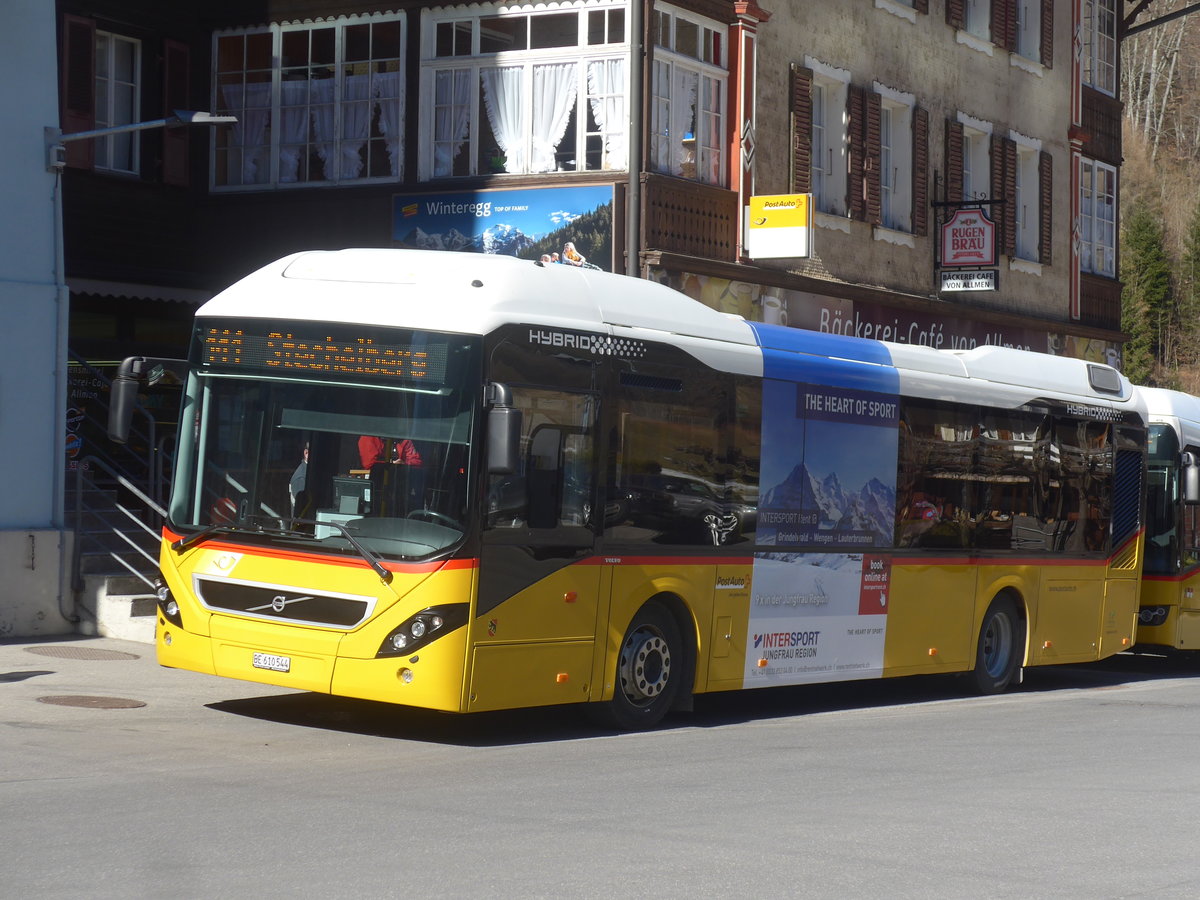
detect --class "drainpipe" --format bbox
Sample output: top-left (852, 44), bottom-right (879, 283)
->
top-left (626, 0), bottom-right (645, 277)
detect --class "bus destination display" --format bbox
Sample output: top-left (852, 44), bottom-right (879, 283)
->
top-left (202, 326), bottom-right (448, 383)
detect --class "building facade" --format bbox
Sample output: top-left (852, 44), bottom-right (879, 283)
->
top-left (57, 0), bottom-right (1127, 374)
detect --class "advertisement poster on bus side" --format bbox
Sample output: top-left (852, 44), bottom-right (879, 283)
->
top-left (746, 378), bottom-right (898, 686)
top-left (745, 552), bottom-right (890, 685)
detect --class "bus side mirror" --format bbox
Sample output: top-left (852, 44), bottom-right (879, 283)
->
top-left (107, 356), bottom-right (188, 444)
top-left (1184, 452), bottom-right (1200, 505)
top-left (486, 383), bottom-right (521, 475)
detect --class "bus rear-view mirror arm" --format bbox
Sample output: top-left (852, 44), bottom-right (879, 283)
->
top-left (1183, 451), bottom-right (1200, 505)
top-left (108, 355), bottom-right (190, 444)
top-left (485, 382), bottom-right (521, 475)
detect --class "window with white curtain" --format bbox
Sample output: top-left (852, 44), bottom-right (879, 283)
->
top-left (878, 93), bottom-right (913, 232)
top-left (1014, 141), bottom-right (1040, 261)
top-left (1015, 0), bottom-right (1041, 62)
top-left (648, 5), bottom-right (726, 185)
top-left (212, 13), bottom-right (406, 189)
top-left (965, 0), bottom-right (991, 41)
top-left (962, 125), bottom-right (991, 202)
top-left (1082, 0), bottom-right (1117, 95)
top-left (420, 3), bottom-right (627, 179)
top-left (95, 32), bottom-right (141, 174)
top-left (1080, 159), bottom-right (1116, 276)
top-left (810, 65), bottom-right (848, 216)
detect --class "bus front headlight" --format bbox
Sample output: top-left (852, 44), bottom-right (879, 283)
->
top-left (376, 604), bottom-right (468, 658)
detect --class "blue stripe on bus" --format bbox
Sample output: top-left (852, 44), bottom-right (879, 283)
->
top-left (747, 321), bottom-right (895, 367)
top-left (748, 322), bottom-right (899, 393)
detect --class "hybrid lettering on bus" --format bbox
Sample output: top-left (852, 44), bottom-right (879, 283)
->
top-left (109, 249), bottom-right (1147, 728)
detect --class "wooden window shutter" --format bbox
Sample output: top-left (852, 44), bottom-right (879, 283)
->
top-left (992, 137), bottom-right (1017, 256)
top-left (912, 106), bottom-right (929, 237)
top-left (790, 65), bottom-right (813, 194)
top-left (1040, 0), bottom-right (1054, 68)
top-left (946, 119), bottom-right (964, 202)
top-left (992, 0), bottom-right (1016, 52)
top-left (162, 39), bottom-right (191, 186)
top-left (946, 0), bottom-right (965, 31)
top-left (989, 135), bottom-right (1005, 251)
top-left (1038, 150), bottom-right (1053, 265)
top-left (61, 14), bottom-right (96, 169)
top-left (864, 90), bottom-right (882, 226)
top-left (848, 85), bottom-right (866, 221)
top-left (914, 0), bottom-right (929, 13)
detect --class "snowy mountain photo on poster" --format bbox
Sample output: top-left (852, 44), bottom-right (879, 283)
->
top-left (392, 185), bottom-right (614, 271)
top-left (758, 379), bottom-right (899, 549)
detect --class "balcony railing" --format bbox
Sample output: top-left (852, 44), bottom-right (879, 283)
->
top-left (1079, 273), bottom-right (1122, 332)
top-left (640, 173), bottom-right (739, 262)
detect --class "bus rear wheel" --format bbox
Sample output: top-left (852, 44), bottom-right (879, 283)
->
top-left (973, 596), bottom-right (1023, 694)
top-left (593, 604), bottom-right (683, 730)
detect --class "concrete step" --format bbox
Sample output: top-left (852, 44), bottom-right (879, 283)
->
top-left (75, 573), bottom-right (158, 645)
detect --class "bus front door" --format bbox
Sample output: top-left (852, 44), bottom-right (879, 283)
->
top-left (471, 389), bottom-right (602, 712)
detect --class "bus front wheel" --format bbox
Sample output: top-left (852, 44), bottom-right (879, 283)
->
top-left (973, 596), bottom-right (1024, 694)
top-left (593, 604), bottom-right (683, 730)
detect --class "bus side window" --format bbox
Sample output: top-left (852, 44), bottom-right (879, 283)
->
top-left (527, 426), bottom-right (562, 529)
top-left (485, 388), bottom-right (595, 531)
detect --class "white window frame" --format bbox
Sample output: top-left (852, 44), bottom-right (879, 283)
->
top-left (1011, 132), bottom-right (1041, 261)
top-left (959, 113), bottom-right (992, 203)
top-left (95, 31), bottom-right (141, 174)
top-left (1015, 0), bottom-right (1041, 62)
top-left (1082, 0), bottom-right (1117, 95)
top-left (648, 4), bottom-right (727, 186)
top-left (419, 2), bottom-right (628, 180)
top-left (1080, 158), bottom-right (1116, 277)
top-left (807, 59), bottom-right (849, 217)
top-left (876, 83), bottom-right (913, 233)
top-left (965, 0), bottom-right (991, 41)
top-left (211, 12), bottom-right (407, 191)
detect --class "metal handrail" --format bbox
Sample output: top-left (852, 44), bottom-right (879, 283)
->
top-left (72, 453), bottom-right (167, 594)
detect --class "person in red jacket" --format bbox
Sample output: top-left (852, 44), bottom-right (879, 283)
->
top-left (357, 435), bottom-right (421, 469)
top-left (357, 435), bottom-right (422, 517)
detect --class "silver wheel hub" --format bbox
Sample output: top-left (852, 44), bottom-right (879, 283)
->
top-left (619, 629), bottom-right (671, 703)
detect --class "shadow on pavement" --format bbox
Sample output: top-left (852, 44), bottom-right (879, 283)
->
top-left (205, 649), bottom-right (1200, 747)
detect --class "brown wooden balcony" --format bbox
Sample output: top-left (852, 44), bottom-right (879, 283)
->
top-left (1078, 273), bottom-right (1122, 332)
top-left (639, 172), bottom-right (739, 262)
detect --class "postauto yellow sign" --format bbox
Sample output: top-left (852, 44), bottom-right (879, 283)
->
top-left (746, 193), bottom-right (812, 259)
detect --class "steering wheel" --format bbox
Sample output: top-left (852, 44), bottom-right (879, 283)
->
top-left (406, 509), bottom-right (463, 530)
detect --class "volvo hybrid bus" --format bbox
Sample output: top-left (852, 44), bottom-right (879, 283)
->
top-left (109, 249), bottom-right (1147, 728)
top-left (1135, 386), bottom-right (1200, 650)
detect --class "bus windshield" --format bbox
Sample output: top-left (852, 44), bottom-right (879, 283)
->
top-left (169, 323), bottom-right (481, 562)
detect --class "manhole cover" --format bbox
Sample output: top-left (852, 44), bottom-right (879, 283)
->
top-left (36, 695), bottom-right (146, 709)
top-left (25, 645), bottom-right (140, 661)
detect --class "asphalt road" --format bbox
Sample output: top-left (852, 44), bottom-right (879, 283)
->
top-left (3, 637), bottom-right (1199, 899)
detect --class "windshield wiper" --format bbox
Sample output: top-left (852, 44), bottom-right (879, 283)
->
top-left (171, 523), bottom-right (243, 553)
top-left (170, 515), bottom-right (288, 554)
top-left (172, 515), bottom-right (393, 584)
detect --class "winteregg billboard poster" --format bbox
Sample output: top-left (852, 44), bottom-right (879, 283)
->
top-left (393, 185), bottom-right (614, 272)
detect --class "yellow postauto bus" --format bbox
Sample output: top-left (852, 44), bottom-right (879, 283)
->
top-left (110, 249), bottom-right (1147, 728)
top-left (1135, 387), bottom-right (1200, 650)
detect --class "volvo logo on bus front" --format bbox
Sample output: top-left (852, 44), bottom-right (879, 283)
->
top-left (249, 593), bottom-right (314, 614)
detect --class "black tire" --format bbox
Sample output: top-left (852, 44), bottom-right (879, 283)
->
top-left (591, 604), bottom-right (683, 730)
top-left (973, 596), bottom-right (1024, 694)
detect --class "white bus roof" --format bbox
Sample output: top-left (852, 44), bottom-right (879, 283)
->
top-left (1140, 386), bottom-right (1200, 447)
top-left (198, 249), bottom-right (1139, 414)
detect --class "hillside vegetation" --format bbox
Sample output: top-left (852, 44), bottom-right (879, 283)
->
top-left (1120, 1), bottom-right (1200, 388)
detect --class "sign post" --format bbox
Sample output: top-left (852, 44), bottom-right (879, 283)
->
top-left (745, 194), bottom-right (812, 260)
top-left (937, 206), bottom-right (997, 293)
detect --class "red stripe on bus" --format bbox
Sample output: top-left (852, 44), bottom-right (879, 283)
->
top-left (160, 528), bottom-right (478, 573)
